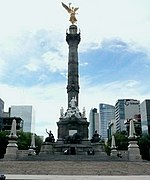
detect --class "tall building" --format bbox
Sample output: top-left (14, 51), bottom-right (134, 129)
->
top-left (107, 118), bottom-right (116, 140)
top-left (140, 100), bottom-right (150, 135)
top-left (0, 98), bottom-right (4, 117)
top-left (115, 99), bottom-right (140, 132)
top-left (0, 98), bottom-right (4, 130)
top-left (89, 108), bottom-right (99, 139)
top-left (124, 114), bottom-right (142, 136)
top-left (0, 117), bottom-right (23, 132)
top-left (10, 105), bottom-right (35, 133)
top-left (99, 103), bottom-right (115, 141)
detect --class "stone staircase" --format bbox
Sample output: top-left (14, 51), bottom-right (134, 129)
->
top-left (17, 153), bottom-right (127, 161)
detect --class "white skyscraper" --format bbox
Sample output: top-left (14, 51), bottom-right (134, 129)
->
top-left (10, 105), bottom-right (35, 133)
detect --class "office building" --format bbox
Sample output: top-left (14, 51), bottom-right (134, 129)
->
top-left (140, 100), bottom-right (150, 135)
top-left (115, 99), bottom-right (140, 132)
top-left (10, 105), bottom-right (35, 133)
top-left (0, 98), bottom-right (4, 117)
top-left (107, 118), bottom-right (116, 140)
top-left (0, 117), bottom-right (23, 132)
top-left (89, 108), bottom-right (99, 139)
top-left (0, 98), bottom-right (4, 130)
top-left (99, 103), bottom-right (115, 141)
top-left (124, 114), bottom-right (142, 136)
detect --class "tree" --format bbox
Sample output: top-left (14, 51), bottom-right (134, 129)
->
top-left (0, 131), bottom-right (43, 158)
top-left (113, 131), bottom-right (128, 150)
top-left (104, 142), bottom-right (111, 156)
top-left (17, 131), bottom-right (43, 155)
top-left (138, 134), bottom-right (150, 160)
top-left (17, 131), bottom-right (31, 150)
top-left (104, 131), bottom-right (128, 155)
top-left (35, 134), bottom-right (43, 154)
top-left (0, 131), bottom-right (9, 158)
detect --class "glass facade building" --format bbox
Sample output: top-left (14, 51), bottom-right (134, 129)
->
top-left (115, 99), bottom-right (140, 132)
top-left (0, 98), bottom-right (4, 117)
top-left (0, 98), bottom-right (4, 130)
top-left (140, 100), bottom-right (150, 135)
top-left (99, 104), bottom-right (115, 141)
top-left (10, 105), bottom-right (35, 133)
top-left (89, 108), bottom-right (99, 139)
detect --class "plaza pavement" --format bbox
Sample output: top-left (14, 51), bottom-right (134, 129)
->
top-left (1, 160), bottom-right (150, 179)
top-left (4, 175), bottom-right (150, 180)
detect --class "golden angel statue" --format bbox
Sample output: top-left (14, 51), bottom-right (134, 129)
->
top-left (62, 2), bottom-right (79, 24)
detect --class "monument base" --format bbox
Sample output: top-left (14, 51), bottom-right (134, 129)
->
top-left (128, 140), bottom-right (142, 161)
top-left (28, 148), bottom-right (36, 156)
top-left (40, 142), bottom-right (54, 155)
top-left (110, 149), bottom-right (118, 157)
top-left (91, 143), bottom-right (103, 154)
top-left (5, 140), bottom-right (18, 160)
top-left (40, 140), bottom-right (108, 157)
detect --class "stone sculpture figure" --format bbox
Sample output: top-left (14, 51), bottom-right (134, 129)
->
top-left (60, 107), bottom-right (64, 117)
top-left (82, 107), bottom-right (86, 118)
top-left (64, 133), bottom-right (81, 144)
top-left (45, 129), bottom-right (55, 143)
top-left (91, 130), bottom-right (101, 143)
top-left (70, 97), bottom-right (76, 108)
top-left (62, 2), bottom-right (79, 24)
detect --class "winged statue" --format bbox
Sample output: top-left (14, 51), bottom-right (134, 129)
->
top-left (62, 2), bottom-right (79, 24)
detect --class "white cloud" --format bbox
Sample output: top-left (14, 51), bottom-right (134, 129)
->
top-left (42, 51), bottom-right (67, 73)
top-left (0, 0), bottom-right (149, 52)
top-left (80, 62), bottom-right (88, 67)
top-left (25, 58), bottom-right (40, 72)
top-left (0, 82), bottom-right (66, 137)
top-left (80, 42), bottom-right (101, 52)
top-left (80, 78), bottom-right (149, 116)
top-left (0, 58), bottom-right (6, 76)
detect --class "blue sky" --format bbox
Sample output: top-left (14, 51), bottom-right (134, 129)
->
top-left (0, 0), bottom-right (150, 137)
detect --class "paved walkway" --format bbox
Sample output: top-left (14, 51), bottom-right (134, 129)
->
top-left (5, 175), bottom-right (150, 180)
top-left (1, 161), bottom-right (150, 175)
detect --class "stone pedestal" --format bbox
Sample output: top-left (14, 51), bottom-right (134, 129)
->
top-left (28, 148), bottom-right (36, 156)
top-left (128, 140), bottom-right (142, 161)
top-left (5, 140), bottom-right (18, 160)
top-left (57, 116), bottom-right (89, 142)
top-left (40, 142), bottom-right (54, 155)
top-left (111, 149), bottom-right (118, 157)
top-left (91, 143), bottom-right (106, 155)
top-left (128, 119), bottom-right (142, 161)
top-left (5, 119), bottom-right (18, 160)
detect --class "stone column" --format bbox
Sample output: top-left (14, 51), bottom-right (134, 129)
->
top-left (5, 119), bottom-right (18, 160)
top-left (28, 133), bottom-right (36, 156)
top-left (128, 119), bottom-right (142, 161)
top-left (66, 25), bottom-right (80, 107)
top-left (110, 135), bottom-right (117, 156)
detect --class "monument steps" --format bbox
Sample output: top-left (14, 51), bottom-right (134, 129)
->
top-left (16, 154), bottom-right (128, 161)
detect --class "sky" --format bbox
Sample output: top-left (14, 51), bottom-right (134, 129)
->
top-left (0, 0), bottom-right (150, 138)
